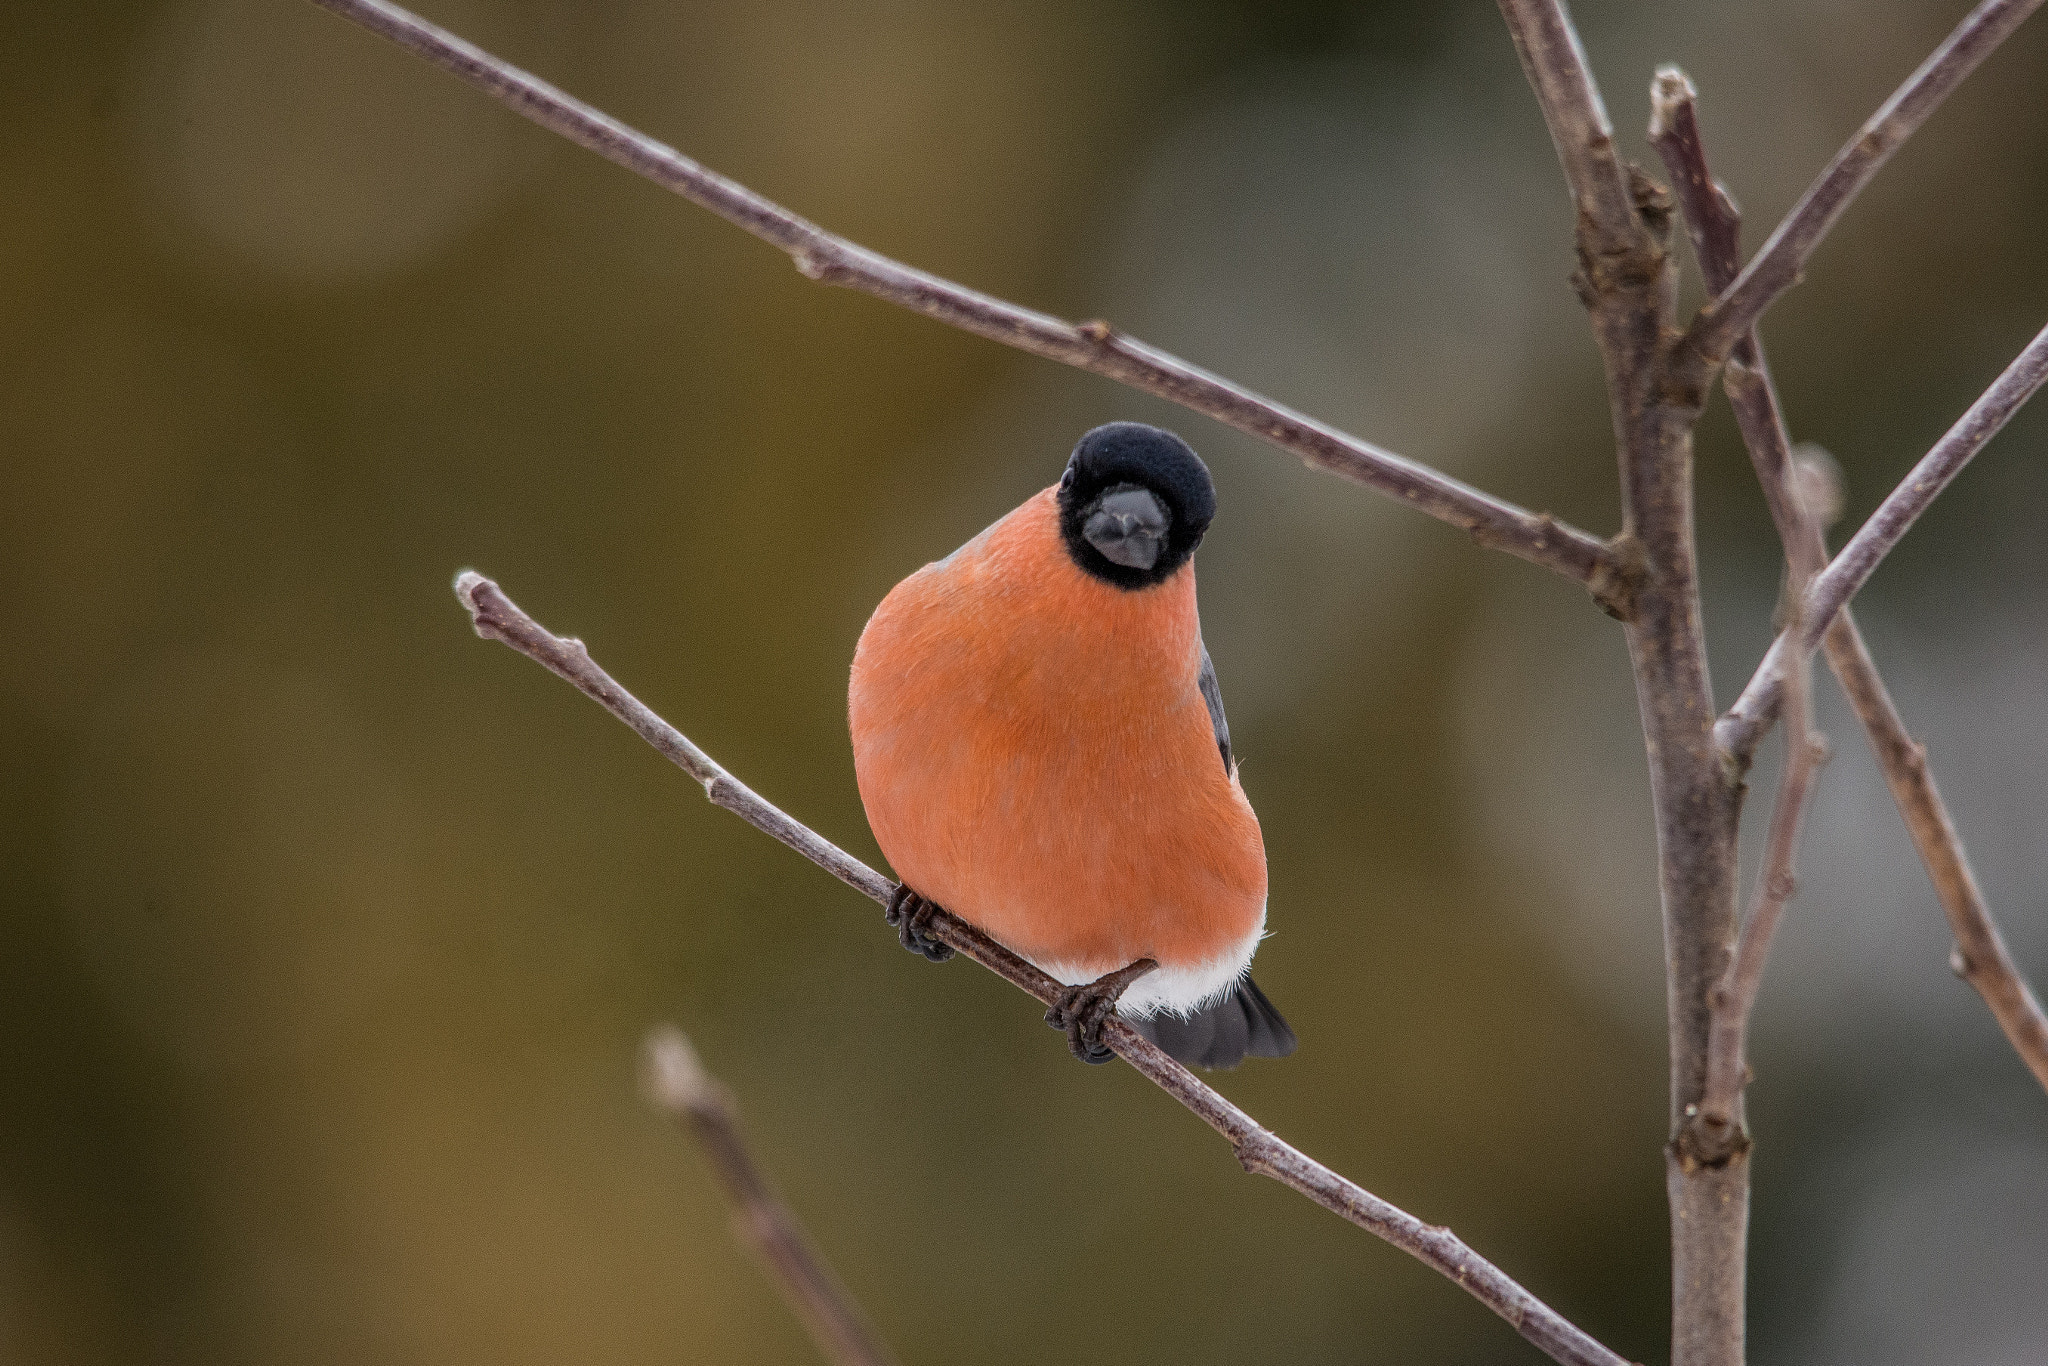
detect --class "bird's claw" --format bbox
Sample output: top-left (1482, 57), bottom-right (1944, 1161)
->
top-left (1045, 958), bottom-right (1159, 1064)
top-left (885, 884), bottom-right (954, 962)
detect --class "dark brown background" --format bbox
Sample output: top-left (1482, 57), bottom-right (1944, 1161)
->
top-left (5, 1), bottom-right (2047, 1362)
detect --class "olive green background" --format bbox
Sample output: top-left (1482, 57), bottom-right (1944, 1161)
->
top-left (5, 1), bottom-right (2047, 1363)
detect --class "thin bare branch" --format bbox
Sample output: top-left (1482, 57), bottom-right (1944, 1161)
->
top-left (1494, 0), bottom-right (1642, 259)
top-left (1824, 627), bottom-right (2048, 1092)
top-left (1694, 477), bottom-right (1830, 1159)
top-left (1682, 0), bottom-right (2045, 365)
top-left (1718, 318), bottom-right (2048, 761)
top-left (1649, 68), bottom-right (1820, 580)
top-left (1807, 320), bottom-right (2048, 628)
top-left (300, 0), bottom-right (1620, 599)
top-left (453, 571), bottom-right (1638, 1366)
top-left (643, 1027), bottom-right (901, 1366)
top-left (1693, 641), bottom-right (1825, 1158)
top-left (1656, 71), bottom-right (1829, 1159)
top-left (1655, 75), bottom-right (2048, 1101)
top-left (1495, 10), bottom-right (1740, 1363)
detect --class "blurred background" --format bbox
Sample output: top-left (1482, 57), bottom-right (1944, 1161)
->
top-left (5, 0), bottom-right (2047, 1362)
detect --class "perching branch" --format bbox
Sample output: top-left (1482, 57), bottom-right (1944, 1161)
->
top-left (1681, 0), bottom-right (2046, 366)
top-left (301, 0), bottom-right (1621, 600)
top-left (643, 1027), bottom-right (901, 1366)
top-left (452, 571), bottom-right (1636, 1366)
top-left (1654, 71), bottom-right (2048, 1103)
top-left (1718, 318), bottom-right (2048, 762)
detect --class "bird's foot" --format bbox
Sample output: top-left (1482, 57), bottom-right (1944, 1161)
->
top-left (1045, 958), bottom-right (1159, 1064)
top-left (884, 884), bottom-right (955, 962)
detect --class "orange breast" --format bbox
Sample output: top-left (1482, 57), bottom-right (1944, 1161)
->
top-left (848, 487), bottom-right (1266, 976)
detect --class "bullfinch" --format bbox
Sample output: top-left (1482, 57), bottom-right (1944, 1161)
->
top-left (848, 422), bottom-right (1295, 1069)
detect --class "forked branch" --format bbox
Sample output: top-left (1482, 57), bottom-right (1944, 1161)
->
top-left (1719, 319), bottom-right (2048, 761)
top-left (1654, 72), bottom-right (2048, 1099)
top-left (643, 1027), bottom-right (901, 1366)
top-left (1682, 0), bottom-right (2045, 365)
top-left (303, 0), bottom-right (1620, 597)
top-left (453, 571), bottom-right (1636, 1366)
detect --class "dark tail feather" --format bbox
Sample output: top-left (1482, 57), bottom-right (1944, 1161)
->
top-left (1127, 975), bottom-right (1297, 1070)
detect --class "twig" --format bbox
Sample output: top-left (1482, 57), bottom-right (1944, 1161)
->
top-left (1692, 633), bottom-right (1825, 1159)
top-left (1823, 626), bottom-right (2048, 1093)
top-left (643, 1027), bottom-right (901, 1366)
top-left (1654, 72), bottom-right (2048, 1103)
top-left (1681, 0), bottom-right (2045, 366)
top-left (453, 571), bottom-right (1637, 1366)
top-left (1717, 318), bottom-right (2048, 762)
top-left (1655, 67), bottom-right (1830, 1162)
top-left (1649, 69), bottom-right (1819, 580)
top-left (1807, 320), bottom-right (2048, 632)
top-left (299, 0), bottom-right (1621, 600)
top-left (1494, 0), bottom-right (1641, 261)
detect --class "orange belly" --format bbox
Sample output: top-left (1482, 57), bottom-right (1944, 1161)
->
top-left (849, 489), bottom-right (1266, 991)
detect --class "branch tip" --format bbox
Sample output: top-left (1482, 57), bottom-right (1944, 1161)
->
top-left (1648, 66), bottom-right (1695, 139)
top-left (452, 568), bottom-right (488, 611)
top-left (643, 1024), bottom-right (723, 1116)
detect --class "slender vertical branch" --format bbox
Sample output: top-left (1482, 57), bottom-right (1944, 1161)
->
top-left (1501, 9), bottom-right (1745, 1364)
top-left (643, 1027), bottom-right (901, 1366)
top-left (1693, 633), bottom-right (1825, 1155)
top-left (300, 0), bottom-right (1621, 595)
top-left (1649, 69), bottom-right (1822, 583)
top-left (1682, 0), bottom-right (2046, 364)
top-left (1654, 71), bottom-right (2048, 1101)
top-left (455, 572), bottom-right (1638, 1366)
top-left (1655, 66), bottom-right (1831, 1159)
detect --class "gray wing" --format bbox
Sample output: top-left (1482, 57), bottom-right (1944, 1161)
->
top-left (1197, 644), bottom-right (1232, 774)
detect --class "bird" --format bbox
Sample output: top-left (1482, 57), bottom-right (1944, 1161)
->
top-left (848, 421), bottom-right (1295, 1069)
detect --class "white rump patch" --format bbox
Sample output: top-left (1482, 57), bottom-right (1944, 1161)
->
top-left (1035, 904), bottom-right (1267, 1021)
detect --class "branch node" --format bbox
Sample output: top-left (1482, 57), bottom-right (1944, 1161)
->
top-left (1587, 532), bottom-right (1647, 620)
top-left (1671, 1119), bottom-right (1751, 1173)
top-left (791, 247), bottom-right (844, 282)
top-left (1627, 163), bottom-right (1674, 242)
top-left (1076, 318), bottom-right (1116, 344)
top-left (1568, 266), bottom-right (1597, 311)
top-left (1951, 945), bottom-right (1972, 978)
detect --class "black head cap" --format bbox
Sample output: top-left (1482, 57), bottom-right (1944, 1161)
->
top-left (1056, 423), bottom-right (1216, 590)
